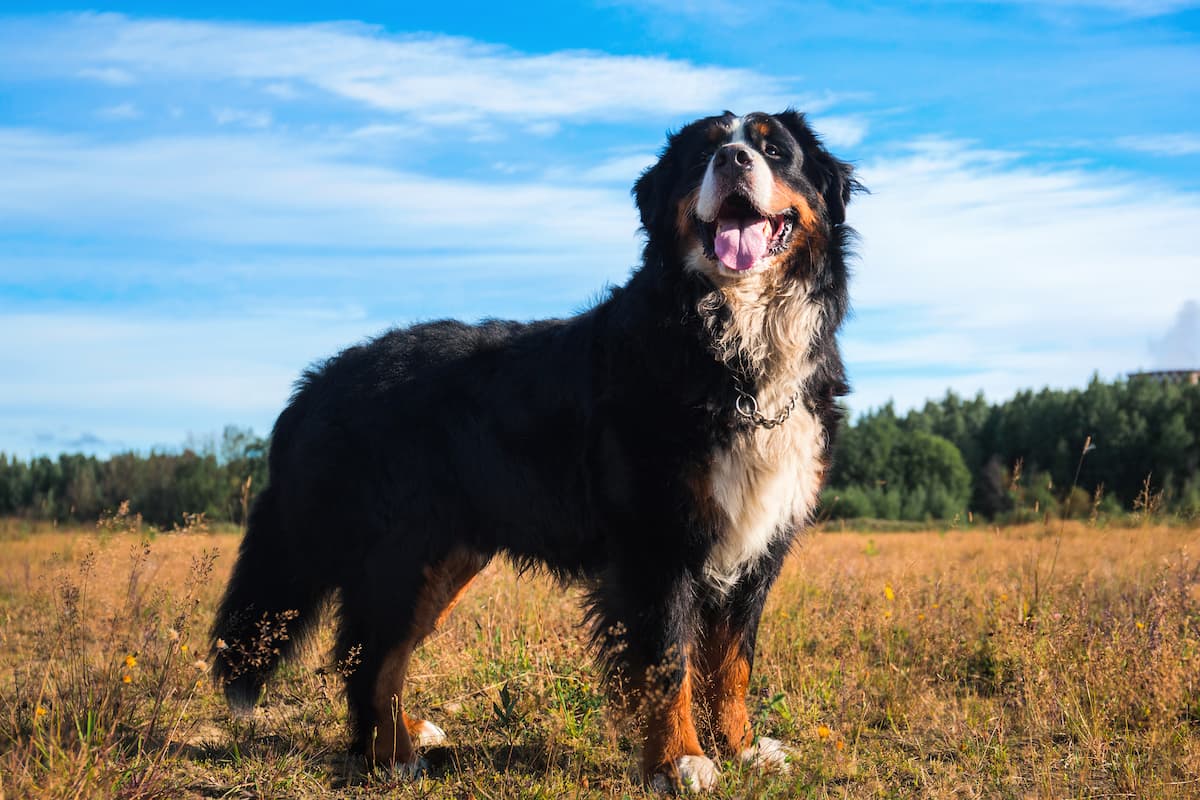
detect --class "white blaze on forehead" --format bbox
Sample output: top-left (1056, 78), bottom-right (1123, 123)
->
top-left (729, 115), bottom-right (751, 144)
top-left (697, 117), bottom-right (774, 222)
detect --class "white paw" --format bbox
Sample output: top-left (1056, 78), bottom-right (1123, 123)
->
top-left (375, 755), bottom-right (427, 779)
top-left (410, 719), bottom-right (447, 747)
top-left (649, 754), bottom-right (720, 793)
top-left (740, 736), bottom-right (793, 772)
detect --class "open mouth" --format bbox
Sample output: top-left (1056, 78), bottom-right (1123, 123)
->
top-left (695, 193), bottom-right (796, 273)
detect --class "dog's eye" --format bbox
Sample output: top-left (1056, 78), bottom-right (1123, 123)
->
top-left (764, 143), bottom-right (782, 159)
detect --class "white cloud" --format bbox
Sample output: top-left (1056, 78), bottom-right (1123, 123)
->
top-left (613, 0), bottom-right (1200, 19)
top-left (0, 13), bottom-right (798, 124)
top-left (1149, 299), bottom-right (1200, 368)
top-left (262, 82), bottom-right (299, 100)
top-left (3, 123), bottom-right (1198, 433)
top-left (1, 2), bottom-right (1197, 442)
top-left (96, 102), bottom-right (140, 120)
top-left (811, 115), bottom-right (869, 149)
top-left (960, 0), bottom-right (1200, 17)
top-left (0, 128), bottom-right (642, 262)
top-left (842, 138), bottom-right (1200, 410)
top-left (212, 107), bottom-right (273, 128)
top-left (601, 0), bottom-right (749, 16)
top-left (1116, 133), bottom-right (1200, 157)
top-left (77, 66), bottom-right (135, 85)
top-left (577, 153), bottom-right (658, 183)
top-left (854, 139), bottom-right (1199, 318)
top-left (0, 311), bottom-right (352, 456)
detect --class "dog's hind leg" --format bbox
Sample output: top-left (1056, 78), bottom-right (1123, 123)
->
top-left (344, 547), bottom-right (489, 771)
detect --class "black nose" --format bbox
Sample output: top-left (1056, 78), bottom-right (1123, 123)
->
top-left (713, 143), bottom-right (753, 174)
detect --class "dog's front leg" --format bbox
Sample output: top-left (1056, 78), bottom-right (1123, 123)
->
top-left (696, 549), bottom-right (795, 773)
top-left (639, 645), bottom-right (717, 793)
top-left (591, 569), bottom-right (719, 793)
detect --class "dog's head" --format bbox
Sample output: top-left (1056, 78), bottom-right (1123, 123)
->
top-left (634, 110), bottom-right (857, 281)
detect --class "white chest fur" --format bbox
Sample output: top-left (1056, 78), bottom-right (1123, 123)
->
top-left (694, 263), bottom-right (830, 589)
top-left (705, 394), bottom-right (826, 589)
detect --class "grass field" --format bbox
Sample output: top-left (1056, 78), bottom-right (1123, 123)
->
top-left (1, 515), bottom-right (1198, 798)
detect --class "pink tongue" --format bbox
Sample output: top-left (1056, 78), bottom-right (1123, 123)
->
top-left (714, 217), bottom-right (771, 271)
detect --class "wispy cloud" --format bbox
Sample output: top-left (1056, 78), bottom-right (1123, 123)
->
top-left (576, 153), bottom-right (658, 183)
top-left (982, 0), bottom-right (1200, 17)
top-left (212, 107), bottom-right (273, 129)
top-left (96, 102), bottom-right (140, 120)
top-left (0, 128), bottom-right (642, 259)
top-left (843, 138), bottom-right (1200, 409)
top-left (854, 138), bottom-right (1198, 318)
top-left (0, 13), bottom-right (798, 124)
top-left (1149, 299), bottom-right (1200, 368)
top-left (812, 115), bottom-right (870, 149)
top-left (77, 66), bottom-right (135, 85)
top-left (5, 122), bottom-right (1195, 427)
top-left (1, 8), bottom-right (1196, 451)
top-left (0, 311), bottom-right (329, 455)
top-left (1116, 133), bottom-right (1200, 157)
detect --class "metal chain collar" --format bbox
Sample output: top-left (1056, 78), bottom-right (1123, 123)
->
top-left (732, 377), bottom-right (802, 430)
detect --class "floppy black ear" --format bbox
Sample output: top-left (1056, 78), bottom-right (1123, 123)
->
top-left (817, 157), bottom-right (856, 226)
top-left (777, 110), bottom-right (860, 226)
top-left (633, 149), bottom-right (672, 233)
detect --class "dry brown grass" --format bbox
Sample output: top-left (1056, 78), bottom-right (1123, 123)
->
top-left (1, 517), bottom-right (1197, 798)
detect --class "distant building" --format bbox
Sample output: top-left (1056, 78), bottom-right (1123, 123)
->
top-left (1129, 369), bottom-right (1200, 385)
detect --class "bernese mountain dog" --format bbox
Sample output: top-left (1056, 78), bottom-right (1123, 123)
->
top-left (212, 110), bottom-right (858, 792)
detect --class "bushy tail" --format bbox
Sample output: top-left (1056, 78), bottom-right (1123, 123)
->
top-left (210, 486), bottom-right (329, 713)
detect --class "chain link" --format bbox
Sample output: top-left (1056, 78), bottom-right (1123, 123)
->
top-left (732, 379), bottom-right (801, 429)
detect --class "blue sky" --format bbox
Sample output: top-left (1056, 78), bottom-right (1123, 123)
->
top-left (2, 1), bottom-right (1199, 457)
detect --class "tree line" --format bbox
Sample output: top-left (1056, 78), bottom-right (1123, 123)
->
top-left (1, 376), bottom-right (1197, 528)
top-left (822, 374), bottom-right (1200, 522)
top-left (0, 426), bottom-right (268, 528)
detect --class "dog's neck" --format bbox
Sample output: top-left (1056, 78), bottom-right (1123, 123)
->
top-left (697, 267), bottom-right (824, 405)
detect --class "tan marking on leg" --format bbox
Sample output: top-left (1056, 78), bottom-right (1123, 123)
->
top-left (698, 623), bottom-right (754, 754)
top-left (431, 552), bottom-right (486, 628)
top-left (640, 661), bottom-right (705, 778)
top-left (371, 548), bottom-right (488, 766)
top-left (372, 646), bottom-right (415, 765)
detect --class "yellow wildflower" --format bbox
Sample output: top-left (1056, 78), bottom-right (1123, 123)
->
top-left (884, 584), bottom-right (895, 602)
top-left (835, 738), bottom-right (845, 751)
top-left (122, 674), bottom-right (132, 684)
top-left (124, 654), bottom-right (137, 669)
top-left (817, 725), bottom-right (831, 740)
top-left (1136, 621), bottom-right (1145, 630)
top-left (35, 705), bottom-right (47, 717)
